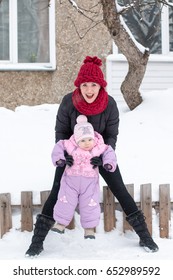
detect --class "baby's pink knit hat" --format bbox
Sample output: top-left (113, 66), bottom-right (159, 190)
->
top-left (74, 115), bottom-right (94, 143)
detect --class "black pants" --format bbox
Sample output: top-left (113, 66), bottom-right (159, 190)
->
top-left (42, 165), bottom-right (138, 217)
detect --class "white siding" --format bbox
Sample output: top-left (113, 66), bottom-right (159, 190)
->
top-left (106, 54), bottom-right (173, 102)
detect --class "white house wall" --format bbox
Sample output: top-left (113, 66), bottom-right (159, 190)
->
top-left (106, 54), bottom-right (173, 103)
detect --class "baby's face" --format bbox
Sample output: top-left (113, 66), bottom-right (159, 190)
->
top-left (78, 137), bottom-right (95, 151)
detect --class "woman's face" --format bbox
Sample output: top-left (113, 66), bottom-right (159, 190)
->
top-left (80, 82), bottom-right (101, 103)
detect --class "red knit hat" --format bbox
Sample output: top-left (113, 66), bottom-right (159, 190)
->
top-left (74, 56), bottom-right (107, 88)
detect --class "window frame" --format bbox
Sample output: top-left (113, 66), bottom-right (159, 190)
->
top-left (113, 4), bottom-right (173, 58)
top-left (0, 0), bottom-right (56, 71)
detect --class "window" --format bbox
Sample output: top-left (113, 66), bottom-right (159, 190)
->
top-left (114, 1), bottom-right (173, 56)
top-left (0, 0), bottom-right (56, 70)
top-left (169, 0), bottom-right (173, 52)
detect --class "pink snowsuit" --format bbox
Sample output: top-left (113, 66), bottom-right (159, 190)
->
top-left (51, 132), bottom-right (117, 229)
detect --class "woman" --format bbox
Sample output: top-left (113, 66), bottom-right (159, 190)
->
top-left (25, 56), bottom-right (159, 257)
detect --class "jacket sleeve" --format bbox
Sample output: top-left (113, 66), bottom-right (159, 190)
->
top-left (102, 146), bottom-right (117, 172)
top-left (102, 96), bottom-right (119, 150)
top-left (55, 94), bottom-right (73, 143)
top-left (51, 140), bottom-right (66, 166)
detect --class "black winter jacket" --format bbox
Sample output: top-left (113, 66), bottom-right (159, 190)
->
top-left (55, 92), bottom-right (119, 150)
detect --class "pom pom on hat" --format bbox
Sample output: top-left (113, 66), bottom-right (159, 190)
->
top-left (74, 56), bottom-right (107, 88)
top-left (74, 115), bottom-right (95, 143)
top-left (76, 115), bottom-right (88, 124)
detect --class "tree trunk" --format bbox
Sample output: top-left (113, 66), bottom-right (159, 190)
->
top-left (101, 0), bottom-right (149, 110)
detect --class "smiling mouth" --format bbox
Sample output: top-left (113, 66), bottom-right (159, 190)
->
top-left (86, 94), bottom-right (94, 99)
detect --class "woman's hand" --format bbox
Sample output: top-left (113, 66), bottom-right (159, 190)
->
top-left (64, 152), bottom-right (74, 166)
top-left (90, 156), bottom-right (103, 169)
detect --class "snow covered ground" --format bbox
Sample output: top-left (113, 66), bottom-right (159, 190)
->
top-left (0, 89), bottom-right (173, 279)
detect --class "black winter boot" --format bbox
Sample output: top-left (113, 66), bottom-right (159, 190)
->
top-left (126, 210), bottom-right (159, 252)
top-left (25, 214), bottom-right (55, 257)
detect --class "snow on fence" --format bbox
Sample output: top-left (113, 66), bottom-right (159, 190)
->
top-left (0, 184), bottom-right (172, 239)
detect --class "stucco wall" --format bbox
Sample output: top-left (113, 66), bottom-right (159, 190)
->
top-left (0, 1), bottom-right (112, 110)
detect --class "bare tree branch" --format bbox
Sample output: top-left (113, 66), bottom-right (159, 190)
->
top-left (67, 0), bottom-right (102, 22)
top-left (69, 15), bottom-right (102, 39)
top-left (157, 0), bottom-right (173, 7)
top-left (65, 0), bottom-right (104, 39)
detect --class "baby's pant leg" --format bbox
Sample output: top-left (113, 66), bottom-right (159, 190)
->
top-left (53, 175), bottom-right (78, 226)
top-left (79, 177), bottom-right (100, 229)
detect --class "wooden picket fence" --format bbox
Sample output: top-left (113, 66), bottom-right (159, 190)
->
top-left (0, 183), bottom-right (172, 239)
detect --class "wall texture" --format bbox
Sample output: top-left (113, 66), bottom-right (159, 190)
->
top-left (0, 1), bottom-right (112, 110)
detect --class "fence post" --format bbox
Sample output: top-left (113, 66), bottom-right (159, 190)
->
top-left (0, 193), bottom-right (12, 238)
top-left (40, 190), bottom-right (50, 210)
top-left (103, 186), bottom-right (115, 232)
top-left (159, 184), bottom-right (170, 238)
top-left (123, 184), bottom-right (134, 232)
top-left (140, 184), bottom-right (152, 235)
top-left (66, 217), bottom-right (75, 230)
top-left (21, 191), bottom-right (33, 232)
